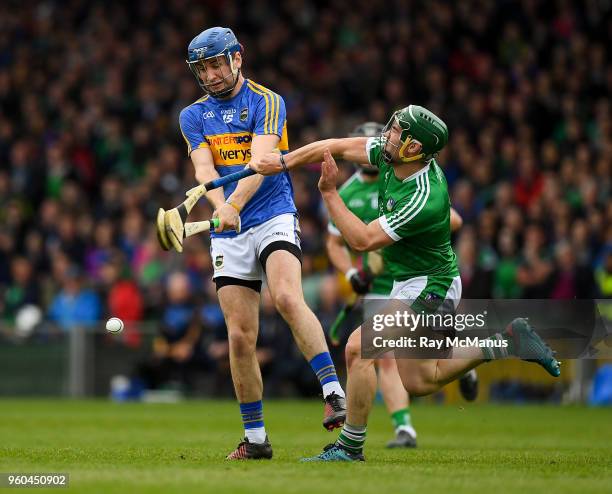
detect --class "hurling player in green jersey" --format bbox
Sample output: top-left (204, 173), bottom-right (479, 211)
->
top-left (326, 122), bottom-right (471, 449)
top-left (252, 105), bottom-right (560, 462)
top-left (328, 122), bottom-right (413, 448)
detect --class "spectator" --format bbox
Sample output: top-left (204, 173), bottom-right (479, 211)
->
top-left (101, 255), bottom-right (144, 346)
top-left (517, 224), bottom-right (555, 298)
top-left (47, 265), bottom-right (102, 331)
top-left (550, 241), bottom-right (596, 299)
top-left (3, 256), bottom-right (40, 322)
top-left (457, 229), bottom-right (493, 299)
top-left (137, 271), bottom-right (205, 392)
top-left (493, 228), bottom-right (522, 299)
top-left (85, 220), bottom-right (116, 281)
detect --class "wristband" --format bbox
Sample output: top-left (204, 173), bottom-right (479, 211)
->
top-left (345, 267), bottom-right (359, 281)
top-left (225, 200), bottom-right (242, 213)
top-left (279, 153), bottom-right (289, 173)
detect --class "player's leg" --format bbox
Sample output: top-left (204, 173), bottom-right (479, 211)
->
top-left (265, 250), bottom-right (329, 361)
top-left (396, 352), bottom-right (484, 397)
top-left (302, 327), bottom-right (372, 462)
top-left (385, 275), bottom-right (560, 397)
top-left (301, 322), bottom-right (524, 461)
top-left (217, 281), bottom-right (272, 460)
top-left (258, 214), bottom-right (346, 430)
top-left (381, 275), bottom-right (480, 396)
top-left (396, 318), bottom-right (561, 397)
top-left (217, 283), bottom-right (262, 402)
top-left (458, 368), bottom-right (479, 402)
top-left (377, 356), bottom-right (417, 448)
top-left (210, 234), bottom-right (272, 459)
top-left (265, 248), bottom-right (347, 428)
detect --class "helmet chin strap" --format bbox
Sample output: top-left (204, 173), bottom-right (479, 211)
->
top-left (399, 153), bottom-right (425, 163)
top-left (398, 137), bottom-right (424, 163)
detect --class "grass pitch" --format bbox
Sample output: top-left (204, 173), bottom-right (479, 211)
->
top-left (1, 399), bottom-right (610, 493)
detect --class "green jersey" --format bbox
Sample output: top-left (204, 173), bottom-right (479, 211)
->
top-left (328, 172), bottom-right (395, 295)
top-left (366, 137), bottom-right (459, 281)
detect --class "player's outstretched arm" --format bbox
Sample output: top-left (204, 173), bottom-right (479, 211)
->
top-left (319, 150), bottom-right (393, 253)
top-left (251, 137), bottom-right (369, 175)
top-left (223, 134), bottom-right (279, 209)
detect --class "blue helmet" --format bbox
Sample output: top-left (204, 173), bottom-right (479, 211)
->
top-left (186, 27), bottom-right (243, 98)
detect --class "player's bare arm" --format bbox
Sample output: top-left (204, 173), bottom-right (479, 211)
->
top-left (190, 146), bottom-right (239, 232)
top-left (326, 231), bottom-right (372, 295)
top-left (190, 147), bottom-right (226, 208)
top-left (325, 205), bottom-right (461, 250)
top-left (450, 207), bottom-right (463, 232)
top-left (326, 207), bottom-right (460, 247)
top-left (251, 137), bottom-right (369, 175)
top-left (326, 232), bottom-right (353, 274)
top-left (319, 150), bottom-right (393, 253)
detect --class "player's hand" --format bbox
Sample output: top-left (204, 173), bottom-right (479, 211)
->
top-left (318, 149), bottom-right (338, 193)
top-left (213, 203), bottom-right (241, 233)
top-left (250, 152), bottom-right (282, 175)
top-left (346, 267), bottom-right (373, 295)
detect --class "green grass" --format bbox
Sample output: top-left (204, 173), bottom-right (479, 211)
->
top-left (1, 399), bottom-right (611, 493)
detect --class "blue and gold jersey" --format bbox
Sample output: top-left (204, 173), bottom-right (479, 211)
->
top-left (179, 79), bottom-right (296, 237)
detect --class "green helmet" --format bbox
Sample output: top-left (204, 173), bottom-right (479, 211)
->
top-left (382, 105), bottom-right (449, 163)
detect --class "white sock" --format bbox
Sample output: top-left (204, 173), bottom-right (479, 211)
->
top-left (396, 424), bottom-right (417, 438)
top-left (244, 427), bottom-right (267, 444)
top-left (464, 369), bottom-right (478, 380)
top-left (322, 381), bottom-right (345, 399)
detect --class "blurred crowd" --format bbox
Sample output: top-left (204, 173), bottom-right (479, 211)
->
top-left (1, 0), bottom-right (611, 393)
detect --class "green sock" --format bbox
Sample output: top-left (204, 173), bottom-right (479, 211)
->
top-left (336, 423), bottom-right (366, 454)
top-left (390, 408), bottom-right (411, 430)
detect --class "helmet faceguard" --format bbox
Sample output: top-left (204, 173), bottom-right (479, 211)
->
top-left (381, 105), bottom-right (448, 164)
top-left (187, 53), bottom-right (241, 98)
top-left (187, 27), bottom-right (243, 98)
top-left (350, 122), bottom-right (384, 175)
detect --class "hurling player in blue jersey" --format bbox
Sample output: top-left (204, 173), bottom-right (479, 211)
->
top-left (179, 27), bottom-right (346, 460)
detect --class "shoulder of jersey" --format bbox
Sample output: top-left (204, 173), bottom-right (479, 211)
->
top-left (368, 135), bottom-right (384, 147)
top-left (180, 94), bottom-right (210, 115)
top-left (246, 80), bottom-right (280, 99)
top-left (430, 159), bottom-right (447, 184)
top-left (245, 80), bottom-right (283, 134)
top-left (366, 137), bottom-right (385, 160)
